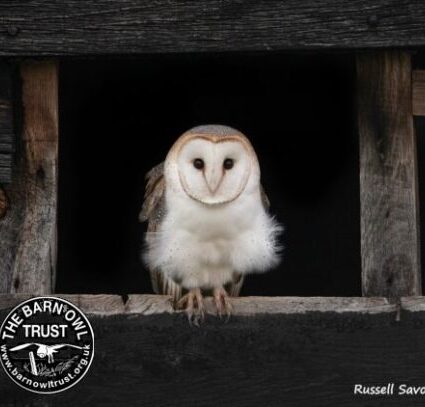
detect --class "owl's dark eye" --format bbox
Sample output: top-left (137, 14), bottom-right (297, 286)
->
top-left (193, 158), bottom-right (204, 170)
top-left (223, 158), bottom-right (234, 170)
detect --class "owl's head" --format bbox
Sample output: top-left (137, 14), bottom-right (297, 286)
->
top-left (165, 125), bottom-right (260, 205)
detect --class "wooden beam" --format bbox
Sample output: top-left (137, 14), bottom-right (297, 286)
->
top-left (0, 187), bottom-right (7, 219)
top-left (0, 294), bottom-right (174, 315)
top-left (0, 295), bottom-right (395, 315)
top-left (357, 51), bottom-right (421, 298)
top-left (0, 167), bottom-right (11, 184)
top-left (401, 296), bottom-right (425, 312)
top-left (0, 153), bottom-right (12, 168)
top-left (1, 1), bottom-right (425, 55)
top-left (0, 61), bottom-right (58, 294)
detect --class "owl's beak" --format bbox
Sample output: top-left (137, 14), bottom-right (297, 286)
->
top-left (204, 167), bottom-right (223, 194)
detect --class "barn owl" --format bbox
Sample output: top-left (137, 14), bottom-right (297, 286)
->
top-left (140, 125), bottom-right (282, 324)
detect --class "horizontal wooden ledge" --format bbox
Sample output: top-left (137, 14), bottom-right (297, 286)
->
top-left (0, 294), bottom-right (397, 315)
top-left (401, 296), bottom-right (425, 312)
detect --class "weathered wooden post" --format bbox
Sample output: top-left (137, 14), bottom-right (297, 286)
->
top-left (357, 51), bottom-right (421, 298)
top-left (0, 61), bottom-right (58, 294)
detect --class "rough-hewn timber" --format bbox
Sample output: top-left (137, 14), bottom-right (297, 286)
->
top-left (0, 61), bottom-right (58, 294)
top-left (0, 1), bottom-right (425, 55)
top-left (357, 51), bottom-right (421, 297)
top-left (1, 295), bottom-right (425, 406)
top-left (0, 187), bottom-right (8, 219)
top-left (0, 294), bottom-right (394, 315)
top-left (0, 62), bottom-right (14, 183)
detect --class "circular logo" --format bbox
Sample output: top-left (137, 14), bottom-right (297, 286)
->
top-left (0, 296), bottom-right (94, 394)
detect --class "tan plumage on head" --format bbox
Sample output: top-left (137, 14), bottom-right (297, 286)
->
top-left (140, 125), bottom-right (282, 324)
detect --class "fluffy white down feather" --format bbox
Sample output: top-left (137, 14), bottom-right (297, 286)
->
top-left (145, 185), bottom-right (282, 290)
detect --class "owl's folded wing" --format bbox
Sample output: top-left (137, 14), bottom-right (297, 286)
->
top-left (139, 162), bottom-right (165, 223)
top-left (260, 184), bottom-right (270, 211)
top-left (139, 162), bottom-right (182, 301)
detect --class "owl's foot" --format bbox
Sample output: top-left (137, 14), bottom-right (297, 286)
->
top-left (213, 287), bottom-right (232, 321)
top-left (177, 288), bottom-right (204, 327)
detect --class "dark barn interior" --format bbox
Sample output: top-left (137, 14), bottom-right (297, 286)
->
top-left (56, 53), bottom-right (361, 296)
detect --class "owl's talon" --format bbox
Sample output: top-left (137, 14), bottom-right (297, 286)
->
top-left (213, 287), bottom-right (232, 321)
top-left (177, 288), bottom-right (204, 326)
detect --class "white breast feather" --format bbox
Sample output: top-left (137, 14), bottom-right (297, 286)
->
top-left (145, 186), bottom-right (282, 290)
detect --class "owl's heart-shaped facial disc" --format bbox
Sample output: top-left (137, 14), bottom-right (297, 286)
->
top-left (177, 137), bottom-right (252, 205)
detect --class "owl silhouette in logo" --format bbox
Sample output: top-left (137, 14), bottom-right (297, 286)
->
top-left (9, 343), bottom-right (83, 363)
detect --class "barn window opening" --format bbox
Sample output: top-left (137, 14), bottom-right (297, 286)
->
top-left (56, 53), bottom-right (361, 296)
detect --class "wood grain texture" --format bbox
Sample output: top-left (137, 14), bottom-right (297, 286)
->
top-left (4, 299), bottom-right (425, 406)
top-left (0, 61), bottom-right (58, 294)
top-left (357, 51), bottom-right (421, 297)
top-left (0, 153), bottom-right (12, 167)
top-left (401, 296), bottom-right (425, 312)
top-left (0, 294), bottom-right (395, 315)
top-left (0, 62), bottom-right (15, 183)
top-left (0, 167), bottom-right (11, 183)
top-left (0, 1), bottom-right (425, 55)
top-left (413, 70), bottom-right (425, 116)
top-left (0, 187), bottom-right (8, 219)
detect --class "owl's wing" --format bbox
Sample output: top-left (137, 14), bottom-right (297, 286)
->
top-left (260, 184), bottom-right (271, 211)
top-left (139, 162), bottom-right (165, 223)
top-left (140, 162), bottom-right (183, 301)
top-left (227, 185), bottom-right (270, 297)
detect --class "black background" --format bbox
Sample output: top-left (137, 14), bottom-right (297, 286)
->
top-left (56, 52), bottom-right (361, 296)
